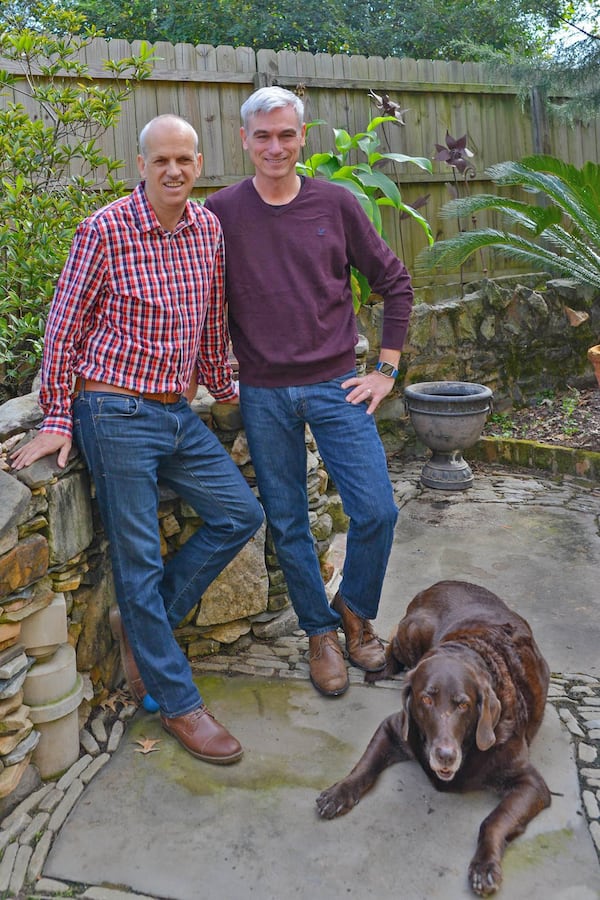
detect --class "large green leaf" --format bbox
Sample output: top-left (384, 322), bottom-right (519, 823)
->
top-left (419, 154), bottom-right (600, 289)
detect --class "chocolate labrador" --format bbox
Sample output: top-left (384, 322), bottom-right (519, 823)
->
top-left (316, 580), bottom-right (551, 897)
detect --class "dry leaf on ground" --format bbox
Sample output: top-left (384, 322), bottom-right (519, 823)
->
top-left (134, 737), bottom-right (161, 754)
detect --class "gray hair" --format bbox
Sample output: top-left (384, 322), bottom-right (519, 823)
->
top-left (138, 114), bottom-right (199, 158)
top-left (240, 87), bottom-right (304, 131)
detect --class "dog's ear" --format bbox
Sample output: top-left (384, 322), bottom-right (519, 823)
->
top-left (476, 683), bottom-right (501, 751)
top-left (400, 678), bottom-right (413, 741)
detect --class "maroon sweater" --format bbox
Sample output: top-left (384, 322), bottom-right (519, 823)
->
top-left (205, 177), bottom-right (413, 387)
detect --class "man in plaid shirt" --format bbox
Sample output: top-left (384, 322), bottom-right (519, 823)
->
top-left (11, 114), bottom-right (264, 764)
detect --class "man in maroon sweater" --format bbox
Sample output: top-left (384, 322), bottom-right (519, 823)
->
top-left (205, 87), bottom-right (414, 697)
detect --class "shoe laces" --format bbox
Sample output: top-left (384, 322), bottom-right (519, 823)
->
top-left (189, 705), bottom-right (212, 722)
top-left (312, 632), bottom-right (343, 659)
top-left (358, 619), bottom-right (383, 648)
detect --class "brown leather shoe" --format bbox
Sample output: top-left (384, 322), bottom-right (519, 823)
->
top-left (109, 606), bottom-right (147, 704)
top-left (332, 592), bottom-right (386, 672)
top-left (161, 705), bottom-right (243, 764)
top-left (308, 631), bottom-right (349, 697)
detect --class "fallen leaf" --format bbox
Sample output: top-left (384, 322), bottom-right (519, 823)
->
top-left (134, 737), bottom-right (161, 754)
top-left (100, 691), bottom-right (128, 712)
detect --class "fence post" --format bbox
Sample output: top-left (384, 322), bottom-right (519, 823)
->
top-left (530, 87), bottom-right (551, 155)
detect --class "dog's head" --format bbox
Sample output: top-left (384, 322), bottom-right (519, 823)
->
top-left (400, 649), bottom-right (501, 782)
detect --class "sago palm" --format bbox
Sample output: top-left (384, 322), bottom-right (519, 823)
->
top-left (417, 154), bottom-right (600, 291)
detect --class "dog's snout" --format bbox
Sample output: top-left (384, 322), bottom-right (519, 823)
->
top-left (434, 743), bottom-right (458, 766)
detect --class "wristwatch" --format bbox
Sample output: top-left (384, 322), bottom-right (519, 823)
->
top-left (375, 361), bottom-right (399, 379)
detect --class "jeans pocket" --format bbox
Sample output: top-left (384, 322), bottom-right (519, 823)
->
top-left (94, 395), bottom-right (140, 418)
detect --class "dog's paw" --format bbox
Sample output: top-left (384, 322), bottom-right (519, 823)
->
top-left (468, 857), bottom-right (502, 896)
top-left (316, 783), bottom-right (359, 819)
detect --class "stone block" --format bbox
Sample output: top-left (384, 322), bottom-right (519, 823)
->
top-left (0, 756), bottom-right (32, 799)
top-left (0, 704), bottom-right (32, 737)
top-left (0, 622), bottom-right (21, 653)
top-left (73, 559), bottom-right (115, 672)
top-left (20, 594), bottom-right (68, 659)
top-left (23, 643), bottom-right (77, 708)
top-left (0, 534), bottom-right (49, 600)
top-left (47, 471), bottom-right (93, 566)
top-left (0, 690), bottom-right (24, 719)
top-left (230, 431), bottom-right (251, 466)
top-left (0, 659), bottom-right (29, 699)
top-left (0, 527), bottom-right (18, 558)
top-left (0, 578), bottom-right (54, 624)
top-left (29, 675), bottom-right (83, 779)
top-left (0, 722), bottom-right (34, 755)
top-left (201, 620), bottom-right (251, 644)
top-left (197, 523), bottom-right (268, 626)
top-left (211, 401), bottom-right (243, 432)
top-left (0, 393), bottom-right (43, 442)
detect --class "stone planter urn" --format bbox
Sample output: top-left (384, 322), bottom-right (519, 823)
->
top-left (404, 381), bottom-right (493, 490)
top-left (588, 345), bottom-right (600, 388)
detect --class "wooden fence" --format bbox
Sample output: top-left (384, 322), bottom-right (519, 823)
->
top-left (2, 39), bottom-right (600, 287)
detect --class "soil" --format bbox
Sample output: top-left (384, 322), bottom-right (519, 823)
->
top-left (482, 386), bottom-right (600, 453)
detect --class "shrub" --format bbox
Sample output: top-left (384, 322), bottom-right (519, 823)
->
top-left (0, 3), bottom-right (153, 397)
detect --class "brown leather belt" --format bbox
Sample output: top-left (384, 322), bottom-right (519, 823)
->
top-left (74, 377), bottom-right (181, 404)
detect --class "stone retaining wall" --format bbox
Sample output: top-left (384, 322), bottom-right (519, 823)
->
top-left (368, 275), bottom-right (600, 415)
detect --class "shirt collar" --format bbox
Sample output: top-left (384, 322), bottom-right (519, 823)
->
top-left (132, 182), bottom-right (197, 233)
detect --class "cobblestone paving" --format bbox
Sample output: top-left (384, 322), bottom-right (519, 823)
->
top-left (1, 462), bottom-right (600, 898)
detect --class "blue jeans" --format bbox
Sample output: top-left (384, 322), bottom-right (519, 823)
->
top-left (239, 372), bottom-right (398, 636)
top-left (73, 391), bottom-right (264, 717)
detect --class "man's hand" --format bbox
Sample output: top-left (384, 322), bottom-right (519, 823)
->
top-left (10, 432), bottom-right (72, 471)
top-left (341, 372), bottom-right (395, 416)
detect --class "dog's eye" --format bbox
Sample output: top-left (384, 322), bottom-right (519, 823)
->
top-left (457, 700), bottom-right (470, 711)
top-left (421, 694), bottom-right (433, 706)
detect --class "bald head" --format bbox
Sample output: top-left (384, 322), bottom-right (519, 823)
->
top-left (138, 114), bottom-right (199, 160)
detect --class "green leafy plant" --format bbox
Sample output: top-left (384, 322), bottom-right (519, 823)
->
top-left (486, 411), bottom-right (517, 439)
top-left (561, 388), bottom-right (582, 436)
top-left (0, 3), bottom-right (154, 397)
top-left (417, 154), bottom-right (600, 291)
top-left (297, 114), bottom-right (433, 309)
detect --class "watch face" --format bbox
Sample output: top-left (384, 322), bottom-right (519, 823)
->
top-left (377, 362), bottom-right (396, 377)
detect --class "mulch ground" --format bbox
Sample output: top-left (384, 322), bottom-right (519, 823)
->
top-left (483, 386), bottom-right (600, 453)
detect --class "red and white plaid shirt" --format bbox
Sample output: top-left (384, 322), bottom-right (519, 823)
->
top-left (39, 183), bottom-right (235, 437)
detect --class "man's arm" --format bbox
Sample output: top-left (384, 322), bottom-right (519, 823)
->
top-left (196, 231), bottom-right (238, 402)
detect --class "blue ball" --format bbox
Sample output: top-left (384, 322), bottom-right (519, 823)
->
top-left (142, 693), bottom-right (160, 713)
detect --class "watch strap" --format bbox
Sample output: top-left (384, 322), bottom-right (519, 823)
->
top-left (375, 361), bottom-right (399, 379)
